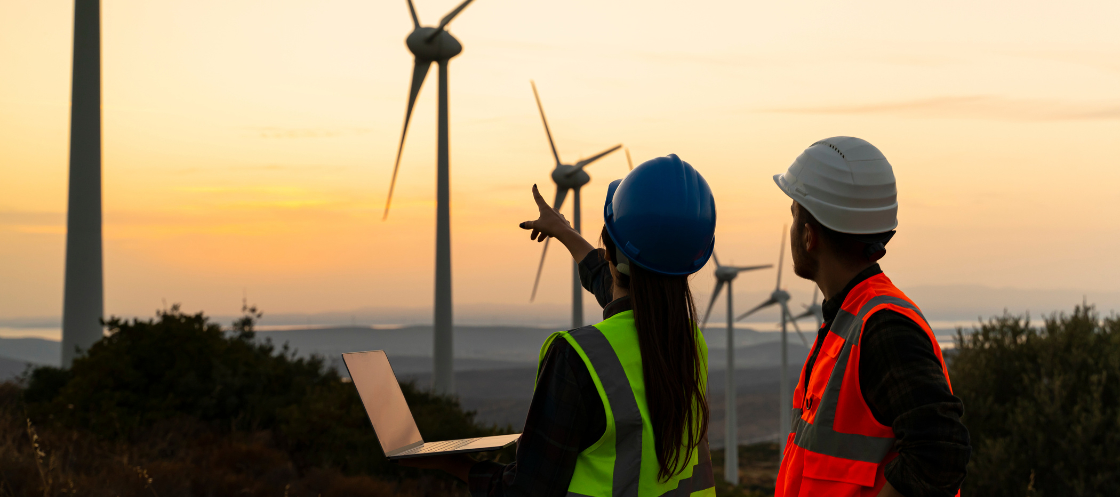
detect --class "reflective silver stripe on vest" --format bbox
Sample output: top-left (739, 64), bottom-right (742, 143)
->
top-left (660, 437), bottom-right (715, 496)
top-left (570, 325), bottom-right (644, 497)
top-left (791, 296), bottom-right (929, 463)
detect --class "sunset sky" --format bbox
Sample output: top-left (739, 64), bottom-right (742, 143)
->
top-left (2, 0), bottom-right (1119, 335)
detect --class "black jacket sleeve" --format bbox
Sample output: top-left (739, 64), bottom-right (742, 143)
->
top-left (577, 249), bottom-right (614, 309)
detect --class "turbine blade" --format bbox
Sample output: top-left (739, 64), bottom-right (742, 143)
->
top-left (792, 308), bottom-right (814, 320)
top-left (736, 297), bottom-right (777, 322)
top-left (712, 252), bottom-right (721, 268)
top-left (700, 281), bottom-right (726, 331)
top-left (731, 264), bottom-right (773, 273)
top-left (406, 0), bottom-right (420, 28)
top-left (530, 81), bottom-right (562, 167)
top-left (776, 227), bottom-right (786, 290)
top-left (553, 187), bottom-right (569, 211)
top-left (625, 147), bottom-right (634, 171)
top-left (529, 238), bottom-right (550, 302)
top-left (383, 58), bottom-right (432, 220)
top-left (570, 144), bottom-right (622, 174)
top-left (786, 307), bottom-right (810, 347)
top-left (437, 0), bottom-right (474, 31)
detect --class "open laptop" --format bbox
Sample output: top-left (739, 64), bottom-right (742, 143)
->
top-left (342, 350), bottom-right (521, 460)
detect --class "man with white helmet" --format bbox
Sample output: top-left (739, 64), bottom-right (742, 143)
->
top-left (773, 137), bottom-right (970, 497)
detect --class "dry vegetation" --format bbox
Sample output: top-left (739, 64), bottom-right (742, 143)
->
top-left (0, 306), bottom-right (511, 496)
top-left (0, 381), bottom-right (477, 497)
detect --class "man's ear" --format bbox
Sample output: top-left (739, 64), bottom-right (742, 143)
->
top-left (802, 222), bottom-right (819, 253)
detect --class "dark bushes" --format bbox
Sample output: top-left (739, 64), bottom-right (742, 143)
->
top-left (952, 304), bottom-right (1120, 497)
top-left (3, 305), bottom-right (510, 496)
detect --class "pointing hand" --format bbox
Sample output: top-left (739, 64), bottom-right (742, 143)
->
top-left (519, 184), bottom-right (572, 242)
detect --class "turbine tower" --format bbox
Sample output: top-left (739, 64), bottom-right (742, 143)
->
top-left (699, 253), bottom-right (771, 485)
top-left (61, 0), bottom-right (104, 367)
top-left (382, 0), bottom-right (476, 394)
top-left (736, 229), bottom-right (810, 462)
top-left (527, 81), bottom-right (621, 329)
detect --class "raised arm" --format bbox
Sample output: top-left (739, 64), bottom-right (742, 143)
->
top-left (519, 184), bottom-right (594, 264)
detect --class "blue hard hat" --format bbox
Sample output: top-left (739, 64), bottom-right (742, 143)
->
top-left (603, 154), bottom-right (716, 276)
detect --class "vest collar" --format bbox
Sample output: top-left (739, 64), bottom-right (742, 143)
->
top-left (821, 264), bottom-right (882, 325)
top-left (603, 296), bottom-right (632, 320)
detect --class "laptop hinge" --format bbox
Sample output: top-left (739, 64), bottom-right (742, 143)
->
top-left (388, 440), bottom-right (425, 457)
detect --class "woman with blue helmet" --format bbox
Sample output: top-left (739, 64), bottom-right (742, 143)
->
top-left (406, 154), bottom-right (718, 496)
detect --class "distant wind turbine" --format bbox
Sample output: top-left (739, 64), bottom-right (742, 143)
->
top-left (382, 0), bottom-right (476, 394)
top-left (736, 229), bottom-right (810, 462)
top-left (698, 252), bottom-right (771, 485)
top-left (527, 81), bottom-right (622, 329)
top-left (791, 287), bottom-right (824, 330)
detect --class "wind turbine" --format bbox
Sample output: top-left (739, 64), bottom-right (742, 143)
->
top-left (698, 253), bottom-right (771, 485)
top-left (382, 0), bottom-right (476, 394)
top-left (61, 0), bottom-right (104, 367)
top-left (735, 229), bottom-right (810, 462)
top-left (791, 287), bottom-right (824, 330)
top-left (527, 81), bottom-right (622, 329)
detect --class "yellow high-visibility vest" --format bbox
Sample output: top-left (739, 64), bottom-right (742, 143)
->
top-left (537, 309), bottom-right (716, 497)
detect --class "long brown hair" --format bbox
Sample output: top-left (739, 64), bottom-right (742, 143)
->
top-left (602, 226), bottom-right (710, 481)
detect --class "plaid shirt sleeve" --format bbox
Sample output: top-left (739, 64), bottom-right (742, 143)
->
top-left (468, 337), bottom-right (606, 497)
top-left (861, 311), bottom-right (972, 497)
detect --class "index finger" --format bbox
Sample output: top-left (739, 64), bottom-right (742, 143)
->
top-left (532, 184), bottom-right (550, 211)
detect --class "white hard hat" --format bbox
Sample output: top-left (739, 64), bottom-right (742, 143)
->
top-left (773, 136), bottom-right (897, 235)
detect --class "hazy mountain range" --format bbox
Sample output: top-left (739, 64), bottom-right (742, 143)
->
top-left (0, 321), bottom-right (966, 382)
top-left (5, 283), bottom-right (1113, 333)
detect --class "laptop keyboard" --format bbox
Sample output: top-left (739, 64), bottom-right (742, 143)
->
top-left (397, 438), bottom-right (481, 456)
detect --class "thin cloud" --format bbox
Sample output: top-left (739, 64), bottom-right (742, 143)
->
top-left (1003, 49), bottom-right (1120, 74)
top-left (244, 127), bottom-right (371, 139)
top-left (763, 95), bottom-right (1120, 121)
top-left (0, 210), bottom-right (65, 234)
top-left (0, 211), bottom-right (64, 225)
top-left (165, 164), bottom-right (351, 174)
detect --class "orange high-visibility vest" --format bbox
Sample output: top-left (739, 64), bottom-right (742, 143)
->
top-left (775, 273), bottom-right (958, 497)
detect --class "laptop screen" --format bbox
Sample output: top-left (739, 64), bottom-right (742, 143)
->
top-left (342, 351), bottom-right (423, 454)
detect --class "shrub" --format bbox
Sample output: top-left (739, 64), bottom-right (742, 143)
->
top-left (14, 304), bottom-right (510, 494)
top-left (952, 304), bottom-right (1120, 496)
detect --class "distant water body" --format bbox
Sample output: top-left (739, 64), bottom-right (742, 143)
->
top-left (0, 327), bottom-right (60, 340)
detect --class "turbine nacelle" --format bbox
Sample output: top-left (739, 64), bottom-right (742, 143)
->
top-left (406, 28), bottom-right (462, 61)
top-left (773, 289), bottom-right (791, 304)
top-left (714, 265), bottom-right (741, 282)
top-left (551, 164), bottom-right (590, 189)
